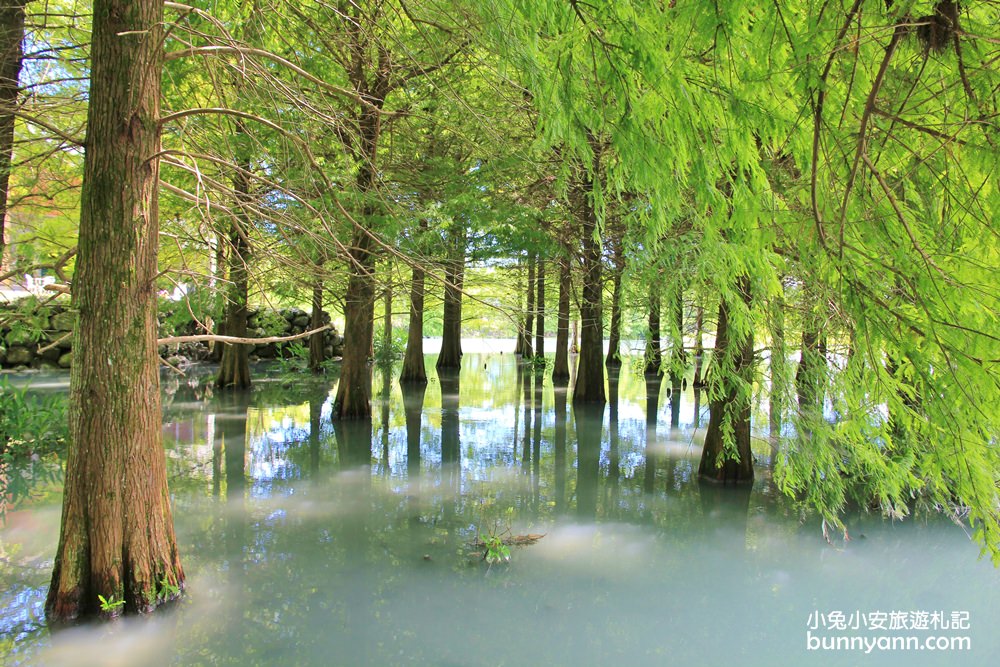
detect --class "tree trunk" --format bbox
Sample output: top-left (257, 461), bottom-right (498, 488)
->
top-left (795, 314), bottom-right (825, 422)
top-left (669, 286), bottom-right (686, 383)
top-left (209, 231), bottom-right (228, 362)
top-left (520, 251), bottom-right (535, 359)
top-left (768, 283), bottom-right (786, 445)
top-left (0, 0), bottom-right (25, 273)
top-left (669, 286), bottom-right (685, 427)
top-left (698, 277), bottom-right (755, 484)
top-left (552, 254), bottom-right (571, 383)
top-left (399, 262), bottom-right (427, 383)
top-left (216, 129), bottom-right (253, 389)
top-left (308, 274), bottom-right (325, 372)
top-left (436, 227), bottom-right (465, 370)
top-left (692, 305), bottom-right (705, 388)
top-left (334, 230), bottom-right (376, 418)
top-left (644, 285), bottom-right (662, 376)
top-left (513, 262), bottom-right (526, 356)
top-left (534, 257), bottom-right (545, 358)
top-left (215, 203), bottom-right (251, 388)
top-left (605, 239), bottom-right (624, 368)
top-left (46, 0), bottom-right (184, 622)
top-left (381, 279), bottom-right (393, 359)
top-left (571, 148), bottom-right (605, 405)
top-left (334, 101), bottom-right (383, 419)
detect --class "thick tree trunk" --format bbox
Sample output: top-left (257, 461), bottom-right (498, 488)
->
top-left (436, 228), bottom-right (465, 370)
top-left (605, 240), bottom-right (624, 368)
top-left (698, 278), bottom-right (755, 484)
top-left (534, 257), bottom-right (545, 358)
top-left (308, 274), bottom-right (325, 372)
top-left (46, 0), bottom-right (183, 622)
top-left (0, 0), bottom-right (25, 273)
top-left (571, 150), bottom-right (605, 405)
top-left (644, 285), bottom-right (662, 376)
top-left (335, 101), bottom-right (382, 419)
top-left (399, 263), bottom-right (427, 383)
top-left (216, 140), bottom-right (252, 389)
top-left (335, 230), bottom-right (376, 418)
top-left (552, 255), bottom-right (571, 383)
top-left (519, 252), bottom-right (535, 359)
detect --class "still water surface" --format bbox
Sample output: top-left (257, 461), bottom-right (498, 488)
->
top-left (1, 353), bottom-right (998, 666)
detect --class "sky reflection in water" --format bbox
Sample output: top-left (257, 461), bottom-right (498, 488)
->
top-left (1, 353), bottom-right (998, 666)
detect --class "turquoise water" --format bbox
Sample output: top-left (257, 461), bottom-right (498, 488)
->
top-left (1, 353), bottom-right (997, 666)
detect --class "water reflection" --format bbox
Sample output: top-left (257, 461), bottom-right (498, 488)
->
top-left (1, 354), bottom-right (997, 667)
top-left (574, 404), bottom-right (602, 520)
top-left (400, 382), bottom-right (426, 479)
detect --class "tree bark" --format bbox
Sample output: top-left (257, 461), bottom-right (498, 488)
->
top-left (698, 277), bottom-right (755, 484)
top-left (571, 147), bottom-right (605, 405)
top-left (605, 236), bottom-right (624, 368)
top-left (381, 279), bottom-right (393, 358)
top-left (552, 254), bottom-right (571, 383)
top-left (399, 262), bottom-right (427, 383)
top-left (768, 282), bottom-right (786, 445)
top-left (692, 305), bottom-right (705, 388)
top-left (335, 228), bottom-right (376, 418)
top-left (795, 313), bottom-right (825, 421)
top-left (534, 257), bottom-right (545, 358)
top-left (308, 274), bottom-right (325, 372)
top-left (644, 285), bottom-right (662, 376)
top-left (334, 90), bottom-right (384, 419)
top-left (215, 143), bottom-right (252, 389)
top-left (46, 0), bottom-right (183, 622)
top-left (0, 0), bottom-right (25, 273)
top-left (436, 227), bottom-right (465, 370)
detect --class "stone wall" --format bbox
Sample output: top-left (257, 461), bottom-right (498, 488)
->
top-left (0, 299), bottom-right (342, 370)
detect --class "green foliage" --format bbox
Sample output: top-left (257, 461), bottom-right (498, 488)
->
top-left (476, 503), bottom-right (515, 567)
top-left (0, 379), bottom-right (68, 460)
top-left (97, 594), bottom-right (125, 614)
top-left (158, 576), bottom-right (181, 601)
top-left (483, 534), bottom-right (511, 566)
top-left (373, 327), bottom-right (407, 364)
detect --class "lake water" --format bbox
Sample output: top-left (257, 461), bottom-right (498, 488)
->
top-left (1, 352), bottom-right (997, 666)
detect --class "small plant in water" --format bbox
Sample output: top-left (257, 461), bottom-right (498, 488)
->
top-left (476, 503), bottom-right (514, 568)
top-left (483, 534), bottom-right (511, 565)
top-left (98, 594), bottom-right (125, 613)
top-left (158, 576), bottom-right (181, 600)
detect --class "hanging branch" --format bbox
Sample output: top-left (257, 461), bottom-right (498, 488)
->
top-left (157, 324), bottom-right (332, 346)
